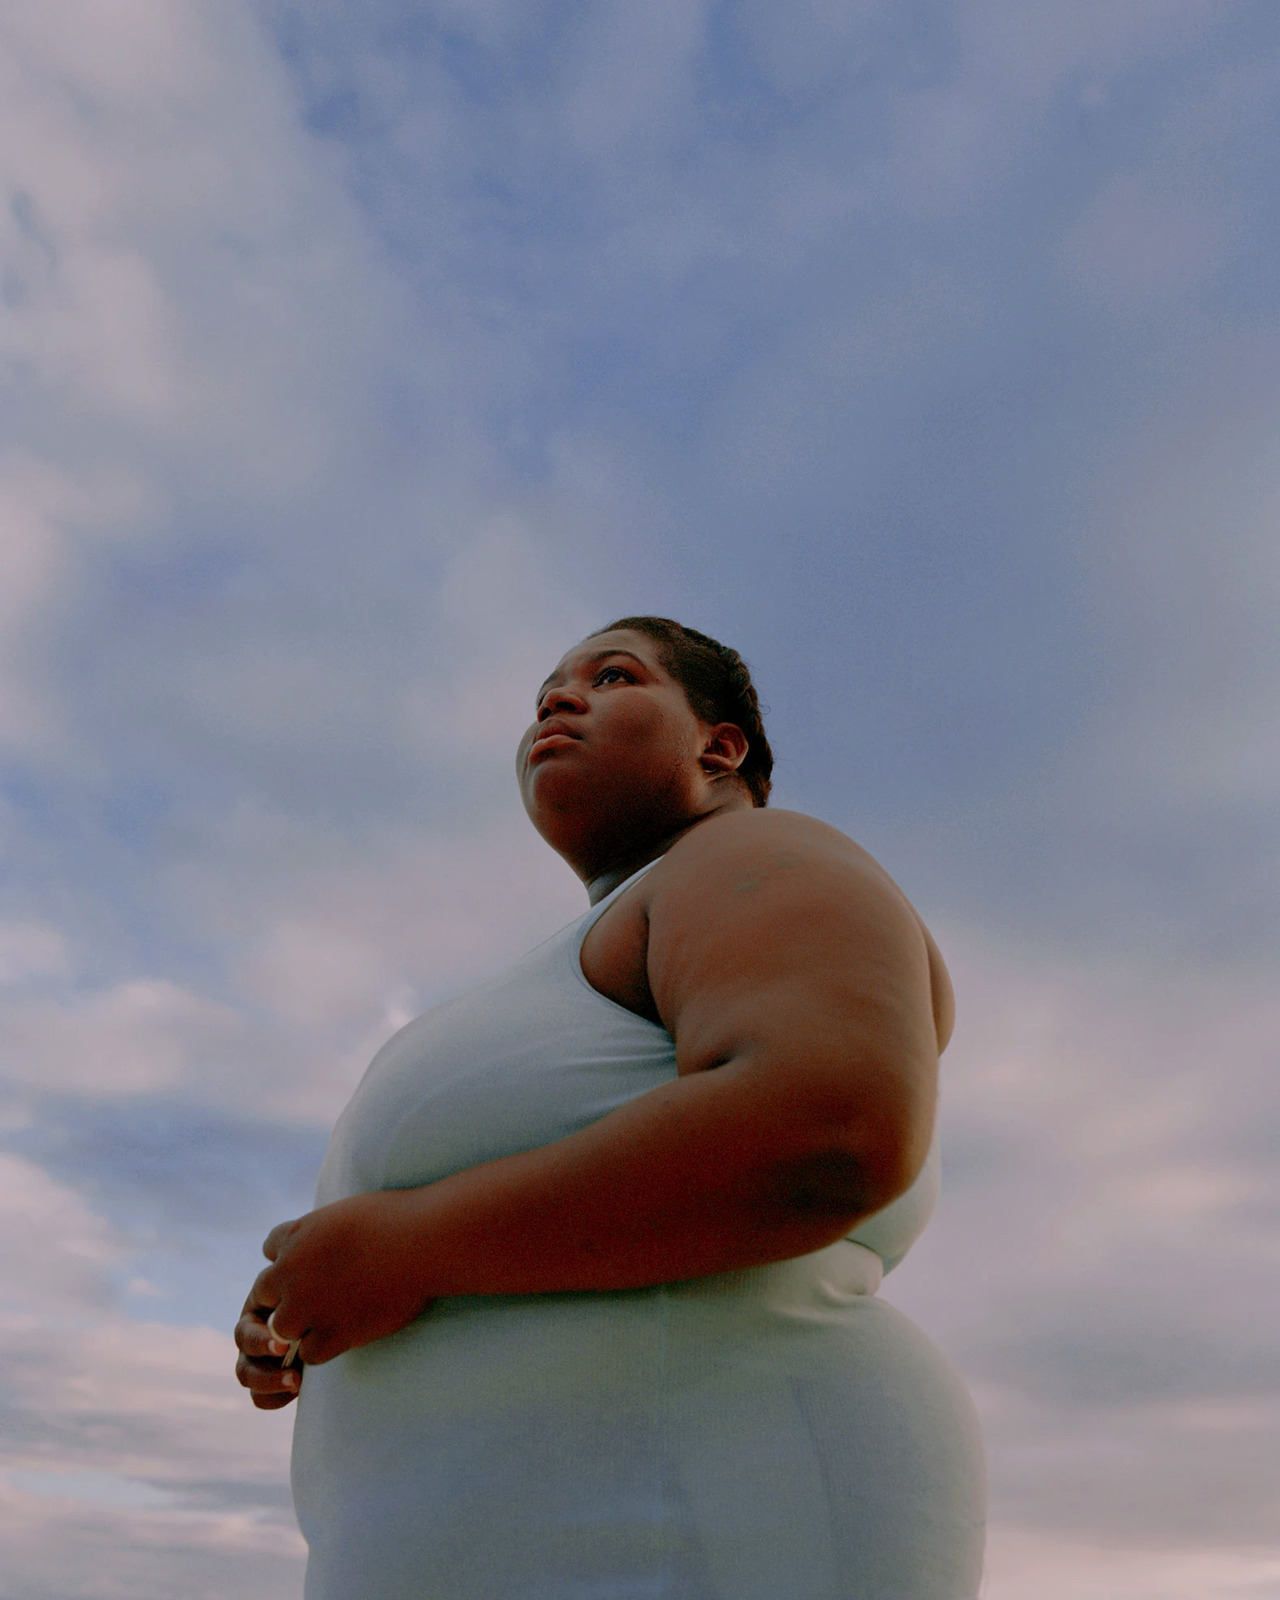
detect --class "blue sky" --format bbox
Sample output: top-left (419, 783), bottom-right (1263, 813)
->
top-left (2, 2), bottom-right (1279, 1594)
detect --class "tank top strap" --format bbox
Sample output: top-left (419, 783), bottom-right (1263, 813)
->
top-left (574, 857), bottom-right (664, 946)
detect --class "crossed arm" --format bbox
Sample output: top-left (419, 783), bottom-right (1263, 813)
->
top-left (236, 811), bottom-right (945, 1408)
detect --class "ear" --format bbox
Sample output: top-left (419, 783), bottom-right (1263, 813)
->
top-left (698, 722), bottom-right (749, 777)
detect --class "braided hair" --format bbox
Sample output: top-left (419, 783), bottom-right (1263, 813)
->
top-left (597, 617), bottom-right (773, 806)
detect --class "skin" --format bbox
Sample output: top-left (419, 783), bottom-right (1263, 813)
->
top-left (236, 629), bottom-right (954, 1409)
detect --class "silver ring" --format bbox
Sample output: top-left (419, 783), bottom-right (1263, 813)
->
top-left (266, 1309), bottom-right (302, 1368)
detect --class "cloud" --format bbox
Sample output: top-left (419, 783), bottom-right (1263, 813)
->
top-left (0, 1122), bottom-right (302, 1594)
top-left (733, 0), bottom-right (889, 97)
top-left (0, 0), bottom-right (421, 778)
top-left (888, 0), bottom-right (1220, 213)
top-left (1076, 394), bottom-right (1280, 820)
top-left (885, 927), bottom-right (1280, 1555)
top-left (0, 920), bottom-right (69, 986)
top-left (0, 0), bottom-right (395, 461)
top-left (0, 1316), bottom-right (291, 1491)
top-left (562, 0), bottom-right (708, 151)
top-left (2, 1), bottom-right (1279, 1595)
top-left (0, 981), bottom-right (249, 1099)
top-left (0, 1153), bottom-right (123, 1311)
top-left (982, 1529), bottom-right (1280, 1600)
top-left (1060, 175), bottom-right (1231, 307)
top-left (0, 1316), bottom-right (303, 1600)
top-left (0, 450), bottom-right (158, 746)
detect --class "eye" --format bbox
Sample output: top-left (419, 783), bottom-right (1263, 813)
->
top-left (594, 665), bottom-right (634, 686)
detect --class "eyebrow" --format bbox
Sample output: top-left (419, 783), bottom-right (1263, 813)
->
top-left (537, 649), bottom-right (648, 700)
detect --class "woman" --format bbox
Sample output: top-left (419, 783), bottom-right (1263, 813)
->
top-left (235, 616), bottom-right (986, 1599)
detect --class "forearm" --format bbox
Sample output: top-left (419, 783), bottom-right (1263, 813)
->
top-left (380, 1060), bottom-right (903, 1300)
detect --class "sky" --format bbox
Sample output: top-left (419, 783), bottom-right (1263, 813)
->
top-left (1, 1), bottom-right (1278, 1595)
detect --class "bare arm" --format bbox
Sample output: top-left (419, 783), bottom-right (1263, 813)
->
top-left (243, 811), bottom-right (941, 1374)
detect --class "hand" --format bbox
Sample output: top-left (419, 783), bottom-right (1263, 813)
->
top-left (244, 1190), bottom-right (435, 1368)
top-left (235, 1297), bottom-right (304, 1409)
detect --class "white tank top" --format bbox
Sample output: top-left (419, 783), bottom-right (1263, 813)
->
top-left (291, 862), bottom-right (958, 1600)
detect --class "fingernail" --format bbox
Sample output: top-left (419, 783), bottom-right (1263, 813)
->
top-left (284, 1370), bottom-right (300, 1389)
top-left (267, 1338), bottom-right (288, 1356)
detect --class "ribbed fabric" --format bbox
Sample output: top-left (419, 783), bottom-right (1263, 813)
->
top-left (292, 865), bottom-right (985, 1598)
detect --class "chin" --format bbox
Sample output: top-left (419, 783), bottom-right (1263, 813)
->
top-left (522, 761), bottom-right (594, 819)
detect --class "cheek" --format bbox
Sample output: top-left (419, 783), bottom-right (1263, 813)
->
top-left (606, 699), bottom-right (697, 772)
top-left (605, 696), bottom-right (664, 744)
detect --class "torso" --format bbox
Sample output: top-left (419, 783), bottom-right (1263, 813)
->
top-left (294, 814), bottom-right (984, 1598)
top-left (580, 809), bottom-right (955, 1055)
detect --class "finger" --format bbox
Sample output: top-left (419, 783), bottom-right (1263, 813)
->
top-left (235, 1309), bottom-right (297, 1360)
top-left (297, 1327), bottom-right (339, 1367)
top-left (263, 1300), bottom-right (306, 1345)
top-left (262, 1219), bottom-right (297, 1261)
top-left (237, 1353), bottom-right (301, 1411)
top-left (248, 1264), bottom-right (281, 1317)
top-left (246, 1265), bottom-right (307, 1349)
top-left (252, 1390), bottom-right (298, 1411)
top-left (235, 1309), bottom-right (279, 1357)
top-left (266, 1309), bottom-right (303, 1367)
top-left (236, 1352), bottom-right (304, 1396)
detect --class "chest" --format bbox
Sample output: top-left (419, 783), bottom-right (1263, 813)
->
top-left (316, 924), bottom-right (677, 1204)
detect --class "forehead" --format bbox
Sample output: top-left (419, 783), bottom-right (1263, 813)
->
top-left (540, 630), bottom-right (667, 690)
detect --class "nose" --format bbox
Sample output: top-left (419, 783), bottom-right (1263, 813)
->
top-left (537, 684), bottom-right (586, 721)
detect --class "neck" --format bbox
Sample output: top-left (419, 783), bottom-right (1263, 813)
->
top-left (582, 792), bottom-right (753, 905)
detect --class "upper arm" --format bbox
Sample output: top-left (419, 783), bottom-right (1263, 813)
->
top-left (645, 812), bottom-right (940, 1199)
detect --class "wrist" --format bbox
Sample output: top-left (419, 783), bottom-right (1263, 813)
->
top-left (378, 1186), bottom-right (443, 1308)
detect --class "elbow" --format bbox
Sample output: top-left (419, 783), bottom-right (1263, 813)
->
top-left (768, 1113), bottom-right (926, 1231)
top-left (767, 1142), bottom-right (909, 1231)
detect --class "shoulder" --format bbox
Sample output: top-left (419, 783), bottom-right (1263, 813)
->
top-left (649, 807), bottom-right (909, 918)
top-left (645, 808), bottom-right (955, 1052)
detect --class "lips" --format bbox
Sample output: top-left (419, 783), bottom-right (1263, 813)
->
top-left (528, 720), bottom-right (582, 761)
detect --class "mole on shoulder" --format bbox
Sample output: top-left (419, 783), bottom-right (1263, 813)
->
top-left (732, 851), bottom-right (804, 894)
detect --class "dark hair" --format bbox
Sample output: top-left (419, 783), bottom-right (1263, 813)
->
top-left (597, 616), bottom-right (773, 806)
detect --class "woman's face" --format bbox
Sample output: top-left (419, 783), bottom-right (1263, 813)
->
top-left (517, 628), bottom-right (723, 866)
